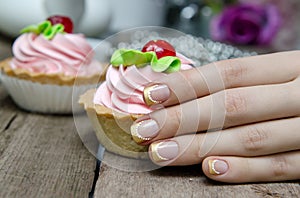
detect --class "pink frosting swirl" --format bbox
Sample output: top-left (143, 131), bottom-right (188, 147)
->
top-left (94, 53), bottom-right (194, 114)
top-left (10, 33), bottom-right (101, 76)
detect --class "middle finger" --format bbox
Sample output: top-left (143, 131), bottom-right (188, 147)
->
top-left (131, 79), bottom-right (299, 143)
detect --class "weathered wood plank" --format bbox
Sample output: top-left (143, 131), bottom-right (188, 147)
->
top-left (0, 86), bottom-right (97, 197)
top-left (95, 151), bottom-right (300, 198)
top-left (0, 31), bottom-right (97, 198)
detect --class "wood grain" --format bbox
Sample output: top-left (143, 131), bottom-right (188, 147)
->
top-left (95, 161), bottom-right (300, 198)
top-left (0, 85), bottom-right (97, 197)
top-left (94, 140), bottom-right (300, 198)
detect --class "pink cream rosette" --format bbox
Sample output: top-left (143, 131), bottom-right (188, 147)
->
top-left (93, 53), bottom-right (193, 115)
top-left (10, 33), bottom-right (101, 78)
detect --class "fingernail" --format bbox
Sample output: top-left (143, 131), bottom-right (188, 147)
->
top-left (143, 84), bottom-right (170, 106)
top-left (130, 119), bottom-right (159, 144)
top-left (208, 159), bottom-right (228, 175)
top-left (150, 141), bottom-right (179, 162)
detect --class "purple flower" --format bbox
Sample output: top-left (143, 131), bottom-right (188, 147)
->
top-left (210, 3), bottom-right (281, 45)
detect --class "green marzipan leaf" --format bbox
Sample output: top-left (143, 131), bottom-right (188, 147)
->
top-left (20, 20), bottom-right (65, 40)
top-left (110, 49), bottom-right (181, 73)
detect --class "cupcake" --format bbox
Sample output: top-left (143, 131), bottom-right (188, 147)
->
top-left (0, 15), bottom-right (103, 114)
top-left (80, 39), bottom-right (194, 159)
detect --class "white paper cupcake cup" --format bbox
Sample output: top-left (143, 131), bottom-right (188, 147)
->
top-left (0, 73), bottom-right (97, 114)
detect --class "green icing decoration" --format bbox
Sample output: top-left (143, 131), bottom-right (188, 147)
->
top-left (110, 49), bottom-right (181, 73)
top-left (20, 20), bottom-right (65, 40)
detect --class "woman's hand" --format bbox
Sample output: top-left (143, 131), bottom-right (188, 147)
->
top-left (130, 50), bottom-right (300, 183)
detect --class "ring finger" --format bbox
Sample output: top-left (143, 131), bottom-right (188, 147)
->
top-left (148, 117), bottom-right (300, 166)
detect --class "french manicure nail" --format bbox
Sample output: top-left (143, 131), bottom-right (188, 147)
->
top-left (130, 119), bottom-right (159, 144)
top-left (208, 159), bottom-right (228, 175)
top-left (143, 84), bottom-right (170, 106)
top-left (150, 141), bottom-right (179, 162)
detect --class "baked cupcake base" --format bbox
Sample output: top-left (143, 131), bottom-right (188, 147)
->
top-left (79, 89), bottom-right (149, 159)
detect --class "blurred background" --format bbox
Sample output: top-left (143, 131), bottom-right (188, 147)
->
top-left (0, 0), bottom-right (299, 54)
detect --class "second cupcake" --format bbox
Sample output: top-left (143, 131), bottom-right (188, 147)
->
top-left (0, 15), bottom-right (104, 114)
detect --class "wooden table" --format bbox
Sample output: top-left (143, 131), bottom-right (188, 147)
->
top-left (1, 34), bottom-right (299, 198)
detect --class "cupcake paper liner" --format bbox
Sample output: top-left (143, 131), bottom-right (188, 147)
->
top-left (0, 73), bottom-right (97, 114)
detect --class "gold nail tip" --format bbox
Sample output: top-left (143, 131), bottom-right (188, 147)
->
top-left (130, 121), bottom-right (151, 144)
top-left (143, 85), bottom-right (161, 106)
top-left (208, 159), bottom-right (221, 175)
top-left (149, 142), bottom-right (169, 162)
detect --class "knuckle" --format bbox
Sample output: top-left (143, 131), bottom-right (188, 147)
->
top-left (174, 108), bottom-right (182, 127)
top-left (270, 155), bottom-right (289, 178)
top-left (218, 59), bottom-right (247, 88)
top-left (167, 107), bottom-right (182, 136)
top-left (240, 125), bottom-right (268, 153)
top-left (290, 51), bottom-right (300, 74)
top-left (196, 135), bottom-right (204, 160)
top-left (195, 135), bottom-right (207, 160)
top-left (288, 78), bottom-right (300, 114)
top-left (224, 90), bottom-right (247, 123)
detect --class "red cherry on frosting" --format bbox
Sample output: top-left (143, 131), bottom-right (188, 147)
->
top-left (141, 40), bottom-right (176, 59)
top-left (47, 15), bottom-right (73, 33)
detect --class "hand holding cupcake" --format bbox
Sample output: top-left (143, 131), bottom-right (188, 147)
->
top-left (80, 39), bottom-right (194, 159)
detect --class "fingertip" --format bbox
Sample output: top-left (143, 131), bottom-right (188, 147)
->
top-left (202, 157), bottom-right (232, 182)
top-left (143, 84), bottom-right (170, 106)
top-left (148, 140), bottom-right (179, 166)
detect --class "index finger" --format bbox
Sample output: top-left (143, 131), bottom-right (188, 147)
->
top-left (143, 50), bottom-right (300, 107)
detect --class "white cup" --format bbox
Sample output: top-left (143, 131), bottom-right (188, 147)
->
top-left (108, 0), bottom-right (167, 33)
top-left (0, 0), bottom-right (112, 37)
top-left (76, 0), bottom-right (112, 37)
top-left (45, 0), bottom-right (85, 27)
